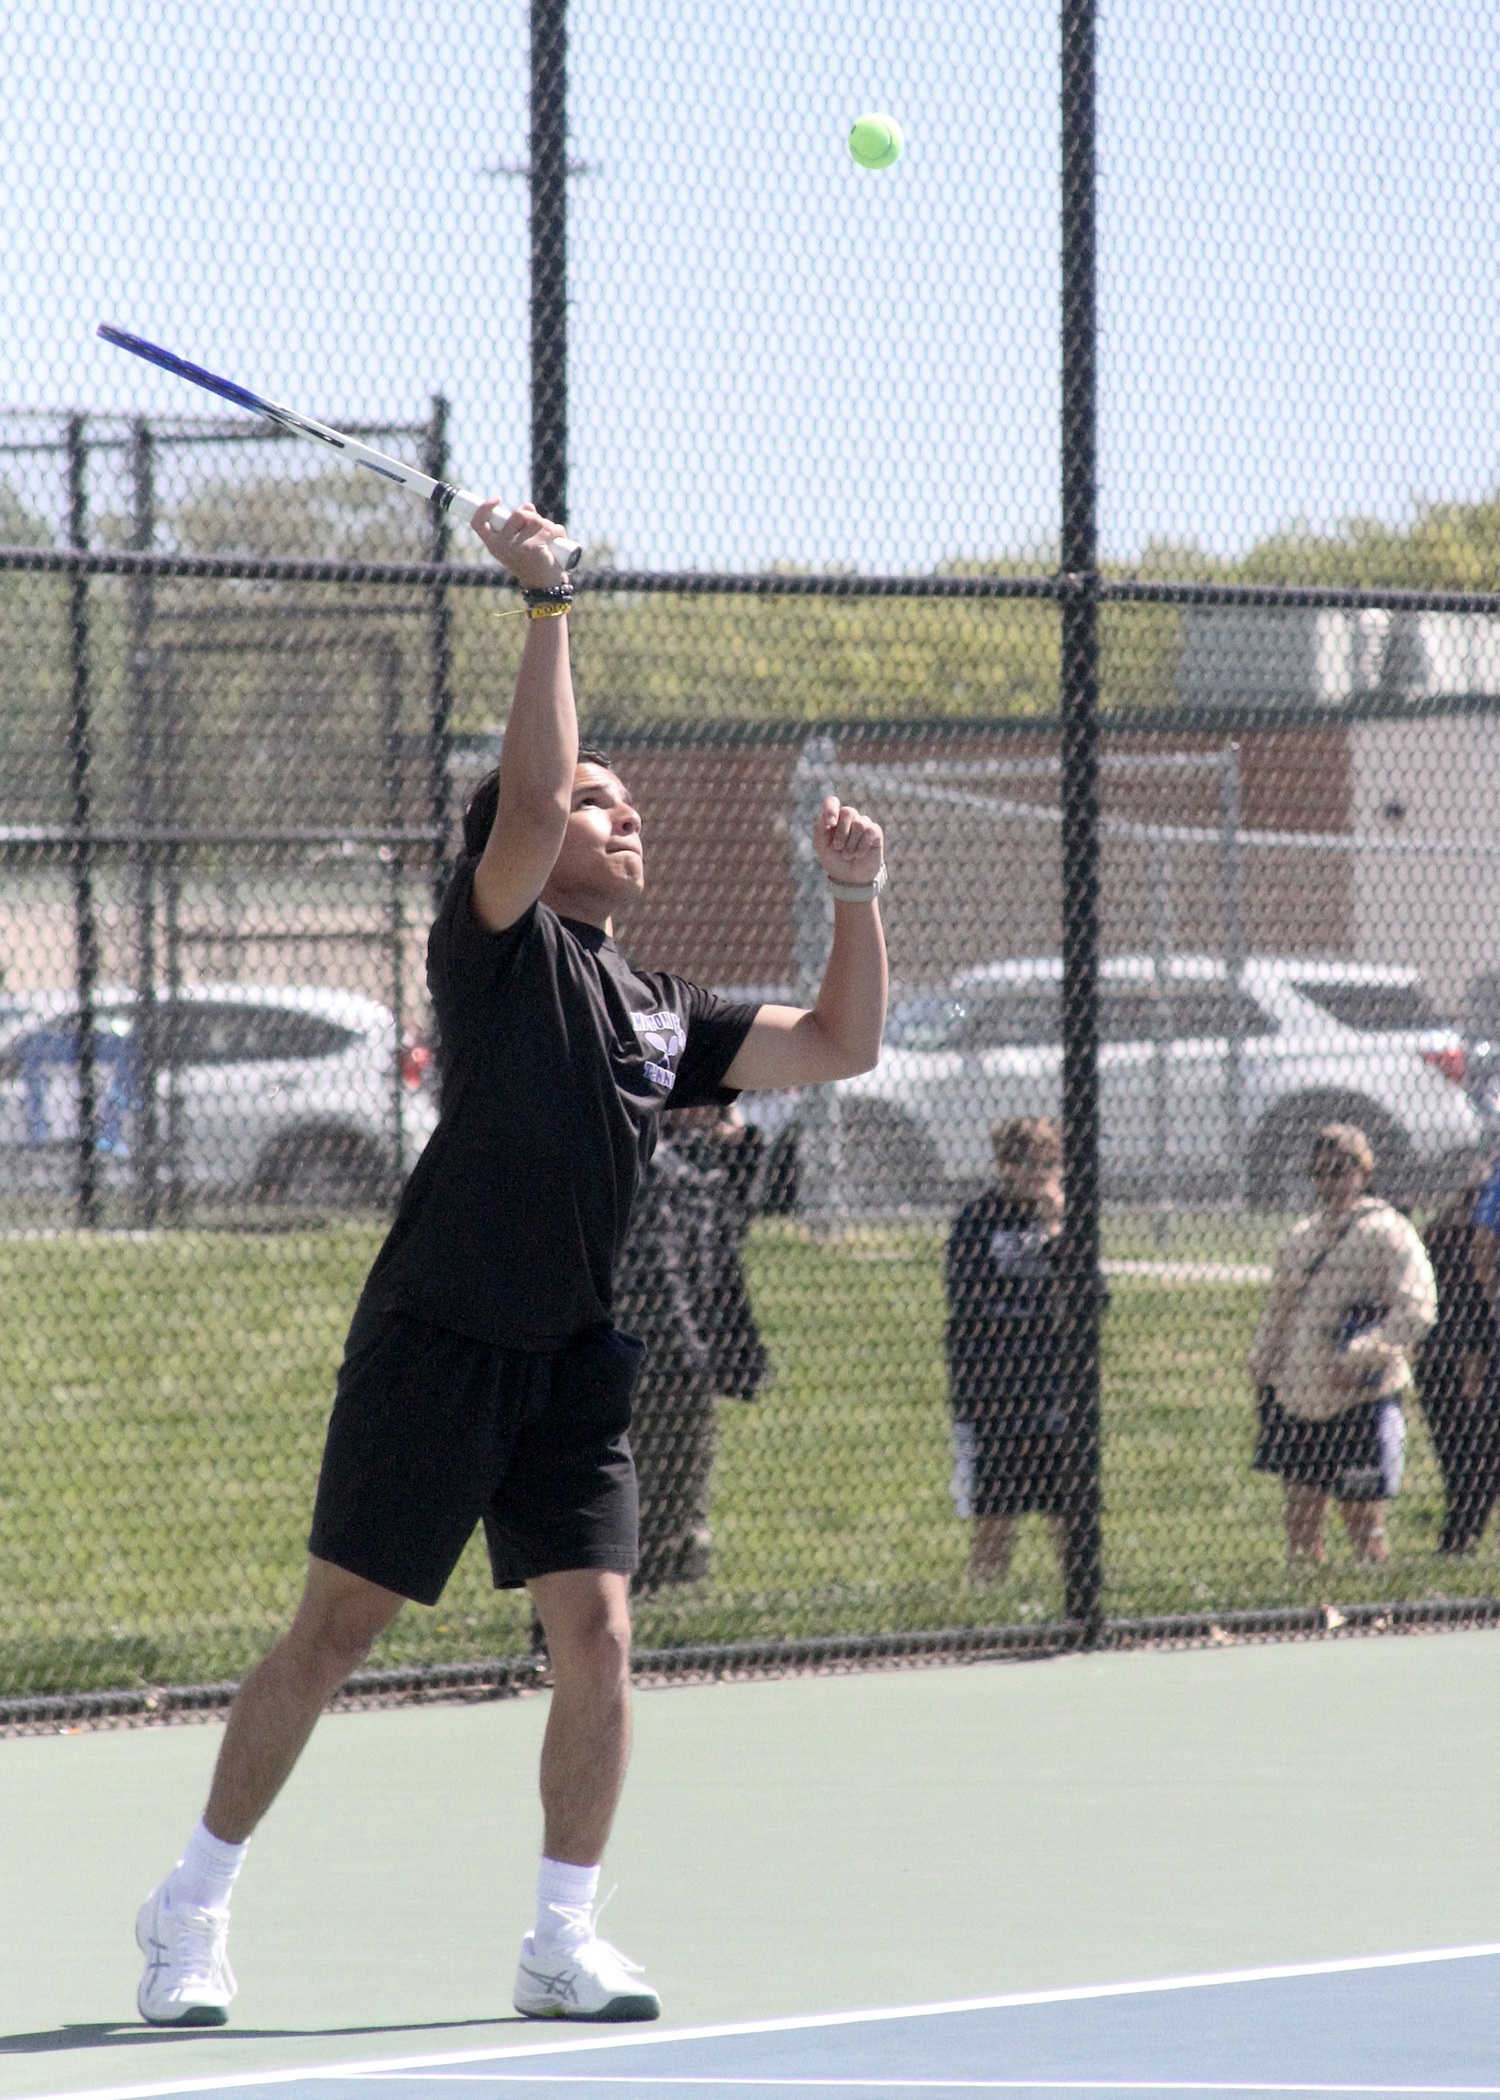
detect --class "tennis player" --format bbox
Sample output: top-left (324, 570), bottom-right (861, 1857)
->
top-left (135, 502), bottom-right (888, 2028)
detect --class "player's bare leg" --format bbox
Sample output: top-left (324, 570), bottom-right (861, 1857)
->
top-left (204, 1558), bottom-right (406, 1842)
top-left (514, 1568), bottom-right (659, 2022)
top-left (1283, 1482), bottom-right (1329, 1563)
top-left (135, 1557), bottom-right (403, 2026)
top-left (529, 1569), bottom-right (634, 1865)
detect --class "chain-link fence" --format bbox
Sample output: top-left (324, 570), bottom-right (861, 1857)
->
top-left (6, 1), bottom-right (1500, 1704)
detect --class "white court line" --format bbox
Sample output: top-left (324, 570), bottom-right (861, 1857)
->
top-left (352, 2085), bottom-right (1500, 2095)
top-left (333, 2084), bottom-right (1500, 2094)
top-left (24, 1942), bottom-right (1500, 2100)
top-left (1102, 1262), bottom-right (1273, 1285)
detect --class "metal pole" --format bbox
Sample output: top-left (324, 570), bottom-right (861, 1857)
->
top-left (379, 635), bottom-right (407, 1198)
top-left (529, 0), bottom-right (569, 526)
top-left (1058, 0), bottom-right (1103, 1633)
top-left (1148, 839), bottom-right (1173, 1246)
top-left (64, 414), bottom-right (101, 1228)
top-left (1218, 744), bottom-right (1247, 1206)
top-left (791, 736), bottom-right (840, 1234)
top-left (424, 393), bottom-right (455, 909)
top-left (161, 657), bottom-right (185, 1223)
top-left (127, 418), bottom-right (160, 1226)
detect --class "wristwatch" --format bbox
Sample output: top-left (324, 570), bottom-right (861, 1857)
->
top-left (828, 862), bottom-right (888, 905)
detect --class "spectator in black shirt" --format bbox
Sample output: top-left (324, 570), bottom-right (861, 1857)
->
top-left (944, 1116), bottom-right (1070, 1583)
top-left (1419, 1168), bottom-right (1500, 1554)
top-left (618, 1105), bottom-right (772, 1591)
top-left (135, 501), bottom-right (889, 2033)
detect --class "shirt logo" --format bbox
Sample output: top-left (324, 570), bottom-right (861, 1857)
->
top-left (990, 1226), bottom-right (1050, 1273)
top-left (632, 1008), bottom-right (686, 1092)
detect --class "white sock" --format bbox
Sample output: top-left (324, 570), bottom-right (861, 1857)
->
top-left (535, 1856), bottom-right (600, 1947)
top-left (169, 1821), bottom-right (249, 1914)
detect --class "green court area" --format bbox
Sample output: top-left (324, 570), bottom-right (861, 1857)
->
top-left (0, 1221), bottom-right (1476, 1696)
top-left (3, 1630), bottom-right (1500, 2093)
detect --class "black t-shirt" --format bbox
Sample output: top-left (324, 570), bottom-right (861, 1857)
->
top-left (359, 865), bottom-right (759, 1349)
top-left (944, 1189), bottom-right (1064, 1418)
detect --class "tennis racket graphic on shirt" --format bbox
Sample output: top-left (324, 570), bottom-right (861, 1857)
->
top-left (96, 325), bottom-right (583, 569)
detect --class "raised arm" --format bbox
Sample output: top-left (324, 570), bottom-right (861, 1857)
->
top-left (468, 503), bottom-right (577, 933)
top-left (723, 797), bottom-right (888, 1091)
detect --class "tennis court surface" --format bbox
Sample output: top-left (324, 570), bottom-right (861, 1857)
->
top-left (37, 1947), bottom-right (1500, 2100)
top-left (6, 1633), bottom-right (1500, 2100)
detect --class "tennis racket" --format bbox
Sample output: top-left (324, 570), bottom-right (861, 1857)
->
top-left (97, 324), bottom-right (583, 569)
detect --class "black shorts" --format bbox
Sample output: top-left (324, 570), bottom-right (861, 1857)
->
top-left (1252, 1387), bottom-right (1407, 1501)
top-left (308, 1307), bottom-right (643, 1606)
top-left (949, 1396), bottom-right (1073, 1519)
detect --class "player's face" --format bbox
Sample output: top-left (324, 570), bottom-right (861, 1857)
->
top-left (553, 763), bottom-right (645, 903)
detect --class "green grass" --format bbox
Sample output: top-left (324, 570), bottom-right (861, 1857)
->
top-left (1102, 1207), bottom-right (1293, 1266)
top-left (0, 1220), bottom-right (1484, 1695)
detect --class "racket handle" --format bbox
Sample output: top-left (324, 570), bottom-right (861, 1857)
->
top-left (445, 486), bottom-right (583, 571)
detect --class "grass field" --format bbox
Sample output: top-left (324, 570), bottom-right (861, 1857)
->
top-left (0, 1217), bottom-right (1481, 1695)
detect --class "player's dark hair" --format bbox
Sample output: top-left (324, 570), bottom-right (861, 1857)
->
top-left (461, 748), bottom-right (616, 859)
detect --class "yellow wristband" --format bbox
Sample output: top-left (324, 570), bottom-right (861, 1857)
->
top-left (527, 601), bottom-right (570, 620)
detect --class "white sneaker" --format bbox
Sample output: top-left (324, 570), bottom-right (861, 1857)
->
top-left (513, 1930), bottom-right (661, 2022)
top-left (135, 1880), bottom-right (235, 2027)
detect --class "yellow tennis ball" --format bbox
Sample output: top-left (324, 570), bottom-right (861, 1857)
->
top-left (848, 113), bottom-right (905, 170)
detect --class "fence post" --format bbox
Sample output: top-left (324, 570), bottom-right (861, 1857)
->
top-left (160, 653), bottom-right (186, 1223)
top-left (127, 418), bottom-right (161, 1227)
top-left (378, 635), bottom-right (408, 1194)
top-left (424, 393), bottom-right (455, 906)
top-left (65, 415), bottom-right (101, 1229)
top-left (1218, 743), bottom-right (1247, 1204)
top-left (1059, 0), bottom-right (1103, 1635)
top-left (1148, 838), bottom-right (1173, 1243)
top-left (530, 0), bottom-right (569, 526)
top-left (791, 735), bottom-right (840, 1233)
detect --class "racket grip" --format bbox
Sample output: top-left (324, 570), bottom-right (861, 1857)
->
top-left (446, 487), bottom-right (583, 570)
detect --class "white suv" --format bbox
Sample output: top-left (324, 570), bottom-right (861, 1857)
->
top-left (746, 956), bottom-right (1484, 1214)
top-left (0, 984), bottom-right (437, 1208)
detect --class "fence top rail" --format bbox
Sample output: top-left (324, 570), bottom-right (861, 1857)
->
top-left (825, 751), bottom-right (1230, 784)
top-left (1101, 577), bottom-right (1500, 615)
top-left (6, 542), bottom-right (1500, 616)
top-left (0, 545), bottom-right (1068, 595)
top-left (0, 414), bottom-right (433, 451)
top-left (0, 825), bottom-right (445, 847)
top-left (842, 773), bottom-right (1500, 858)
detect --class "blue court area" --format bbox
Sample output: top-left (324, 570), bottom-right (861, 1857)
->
top-left (51, 1950), bottom-right (1500, 2100)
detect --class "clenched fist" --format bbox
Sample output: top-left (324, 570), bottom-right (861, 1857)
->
top-left (812, 796), bottom-right (884, 891)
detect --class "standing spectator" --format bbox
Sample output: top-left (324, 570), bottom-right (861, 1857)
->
top-left (944, 1116), bottom-right (1071, 1583)
top-left (670, 1106), bottom-right (772, 1412)
top-left (614, 1107), bottom-right (771, 1590)
top-left (1419, 1167), bottom-right (1500, 1554)
top-left (1249, 1123), bottom-right (1436, 1565)
top-left (1469, 1150), bottom-right (1500, 1309)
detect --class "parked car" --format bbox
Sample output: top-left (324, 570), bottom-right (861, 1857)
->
top-left (1460, 970), bottom-right (1500, 1139)
top-left (0, 984), bottom-right (437, 1208)
top-left (742, 956), bottom-right (1484, 1215)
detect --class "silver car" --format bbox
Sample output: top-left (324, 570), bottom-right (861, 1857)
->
top-left (0, 984), bottom-right (438, 1207)
top-left (745, 956), bottom-right (1484, 1213)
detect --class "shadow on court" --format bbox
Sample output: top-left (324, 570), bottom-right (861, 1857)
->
top-left (0, 2015), bottom-right (529, 2057)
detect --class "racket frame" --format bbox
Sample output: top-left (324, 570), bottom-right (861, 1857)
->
top-left (96, 324), bottom-right (583, 568)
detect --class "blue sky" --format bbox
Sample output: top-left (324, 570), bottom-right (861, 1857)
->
top-left (2, 0), bottom-right (1498, 571)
